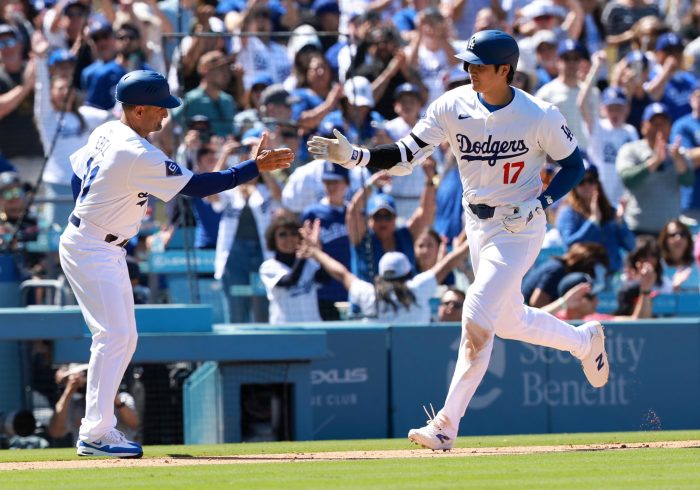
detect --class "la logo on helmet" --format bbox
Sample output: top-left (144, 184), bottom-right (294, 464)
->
top-left (467, 36), bottom-right (476, 50)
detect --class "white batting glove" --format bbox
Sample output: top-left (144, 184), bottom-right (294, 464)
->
top-left (308, 129), bottom-right (364, 169)
top-left (502, 198), bottom-right (544, 234)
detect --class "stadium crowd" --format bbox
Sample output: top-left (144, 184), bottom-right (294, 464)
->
top-left (0, 0), bottom-right (699, 325)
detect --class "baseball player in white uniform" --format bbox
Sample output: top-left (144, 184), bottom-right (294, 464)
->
top-left (59, 70), bottom-right (293, 458)
top-left (308, 30), bottom-right (610, 451)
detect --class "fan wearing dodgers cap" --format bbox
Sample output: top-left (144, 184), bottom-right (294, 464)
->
top-left (299, 218), bottom-right (470, 324)
top-left (578, 57), bottom-right (639, 206)
top-left (616, 102), bottom-right (695, 235)
top-left (646, 32), bottom-right (696, 122)
top-left (59, 70), bottom-right (293, 458)
top-left (309, 29), bottom-right (611, 450)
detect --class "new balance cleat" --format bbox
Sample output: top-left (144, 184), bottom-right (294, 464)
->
top-left (579, 321), bottom-right (609, 388)
top-left (408, 404), bottom-right (455, 451)
top-left (77, 429), bottom-right (143, 458)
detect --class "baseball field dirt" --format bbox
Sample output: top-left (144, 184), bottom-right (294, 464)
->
top-left (1, 431), bottom-right (699, 489)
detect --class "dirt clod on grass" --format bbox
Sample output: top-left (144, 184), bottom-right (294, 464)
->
top-left (1, 440), bottom-right (699, 471)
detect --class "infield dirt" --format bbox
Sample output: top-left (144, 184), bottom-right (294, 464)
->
top-left (1, 440), bottom-right (698, 471)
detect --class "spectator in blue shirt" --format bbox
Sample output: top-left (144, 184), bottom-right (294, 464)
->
top-left (80, 18), bottom-right (115, 92)
top-left (556, 160), bottom-right (636, 273)
top-left (85, 23), bottom-right (152, 110)
top-left (645, 33), bottom-right (696, 122)
top-left (301, 161), bottom-right (351, 320)
top-left (671, 82), bottom-right (700, 223)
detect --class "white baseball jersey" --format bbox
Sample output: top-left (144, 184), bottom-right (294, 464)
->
top-left (349, 271), bottom-right (437, 324)
top-left (588, 118), bottom-right (638, 206)
top-left (260, 258), bottom-right (322, 324)
top-left (70, 120), bottom-right (193, 238)
top-left (411, 86), bottom-right (578, 207)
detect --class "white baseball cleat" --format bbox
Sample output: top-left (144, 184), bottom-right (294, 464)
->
top-left (408, 404), bottom-right (456, 451)
top-left (77, 429), bottom-right (143, 458)
top-left (579, 321), bottom-right (609, 388)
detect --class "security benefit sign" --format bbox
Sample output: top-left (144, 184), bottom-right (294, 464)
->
top-left (390, 322), bottom-right (700, 437)
top-left (309, 328), bottom-right (389, 440)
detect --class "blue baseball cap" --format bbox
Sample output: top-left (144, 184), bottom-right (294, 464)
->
top-left (625, 50), bottom-right (650, 71)
top-left (312, 0), bottom-right (340, 15)
top-left (321, 161), bottom-right (349, 182)
top-left (656, 32), bottom-right (684, 52)
top-left (642, 102), bottom-right (671, 122)
top-left (88, 17), bottom-right (113, 38)
top-left (393, 82), bottom-right (421, 100)
top-left (601, 87), bottom-right (627, 106)
top-left (251, 74), bottom-right (274, 89)
top-left (318, 112), bottom-right (344, 137)
top-left (557, 39), bottom-right (587, 59)
top-left (115, 70), bottom-right (180, 109)
top-left (557, 272), bottom-right (605, 298)
top-left (48, 49), bottom-right (76, 67)
top-left (367, 193), bottom-right (397, 216)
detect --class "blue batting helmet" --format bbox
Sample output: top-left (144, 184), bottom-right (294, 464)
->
top-left (455, 30), bottom-right (519, 72)
top-left (115, 70), bottom-right (180, 109)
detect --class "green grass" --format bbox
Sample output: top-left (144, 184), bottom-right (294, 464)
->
top-left (2, 431), bottom-right (700, 490)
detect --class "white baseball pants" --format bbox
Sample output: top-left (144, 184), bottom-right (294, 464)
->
top-left (437, 208), bottom-right (589, 432)
top-left (59, 223), bottom-right (138, 442)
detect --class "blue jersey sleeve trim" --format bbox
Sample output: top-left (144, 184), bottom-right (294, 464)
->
top-left (71, 172), bottom-right (82, 202)
top-left (537, 147), bottom-right (585, 209)
top-left (179, 159), bottom-right (260, 198)
top-left (232, 158), bottom-right (260, 186)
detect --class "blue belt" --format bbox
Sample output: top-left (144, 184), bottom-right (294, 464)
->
top-left (468, 203), bottom-right (496, 219)
top-left (69, 214), bottom-right (129, 248)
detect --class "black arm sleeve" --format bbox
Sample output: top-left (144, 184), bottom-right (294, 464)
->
top-left (368, 144), bottom-right (404, 169)
top-left (276, 258), bottom-right (307, 288)
top-left (367, 132), bottom-right (429, 169)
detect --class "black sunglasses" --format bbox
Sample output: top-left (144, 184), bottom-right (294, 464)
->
top-left (276, 230), bottom-right (300, 239)
top-left (372, 212), bottom-right (395, 221)
top-left (668, 231), bottom-right (688, 239)
top-left (440, 300), bottom-right (463, 309)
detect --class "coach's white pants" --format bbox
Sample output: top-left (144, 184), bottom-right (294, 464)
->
top-left (437, 208), bottom-right (589, 432)
top-left (59, 225), bottom-right (138, 442)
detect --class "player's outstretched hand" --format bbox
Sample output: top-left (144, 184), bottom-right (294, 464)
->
top-left (502, 198), bottom-right (543, 234)
top-left (254, 131), bottom-right (293, 172)
top-left (307, 129), bottom-right (355, 167)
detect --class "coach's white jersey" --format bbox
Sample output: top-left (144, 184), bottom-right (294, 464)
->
top-left (70, 120), bottom-right (193, 238)
top-left (411, 86), bottom-right (578, 206)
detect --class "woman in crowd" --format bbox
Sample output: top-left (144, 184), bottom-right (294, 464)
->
top-left (259, 215), bottom-right (324, 324)
top-left (413, 228), bottom-right (455, 286)
top-left (622, 235), bottom-right (672, 293)
top-left (299, 219), bottom-right (469, 323)
top-left (658, 219), bottom-right (699, 291)
top-left (556, 161), bottom-right (635, 273)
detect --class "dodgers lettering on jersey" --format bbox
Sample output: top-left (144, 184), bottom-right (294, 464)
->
top-left (70, 120), bottom-right (193, 238)
top-left (411, 86), bottom-right (578, 206)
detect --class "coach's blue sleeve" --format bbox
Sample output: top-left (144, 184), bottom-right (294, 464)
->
top-left (179, 159), bottom-right (260, 198)
top-left (71, 172), bottom-right (82, 202)
top-left (537, 148), bottom-right (585, 209)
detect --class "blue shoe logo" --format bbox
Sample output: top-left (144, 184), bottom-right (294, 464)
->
top-left (436, 434), bottom-right (451, 443)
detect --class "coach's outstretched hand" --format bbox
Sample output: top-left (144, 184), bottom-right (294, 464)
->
top-left (308, 129), bottom-right (355, 167)
top-left (254, 131), bottom-right (294, 172)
